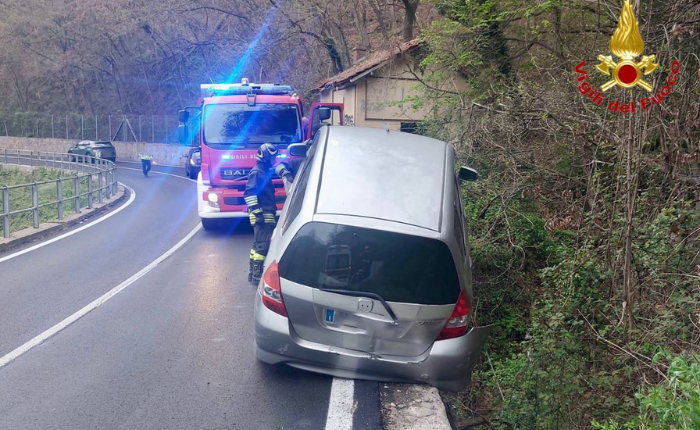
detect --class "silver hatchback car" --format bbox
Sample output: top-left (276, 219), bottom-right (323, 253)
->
top-left (253, 126), bottom-right (490, 391)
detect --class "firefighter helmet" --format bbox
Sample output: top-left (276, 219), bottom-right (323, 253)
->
top-left (256, 143), bottom-right (278, 163)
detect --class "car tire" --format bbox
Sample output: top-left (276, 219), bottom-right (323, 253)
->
top-left (189, 169), bottom-right (197, 180)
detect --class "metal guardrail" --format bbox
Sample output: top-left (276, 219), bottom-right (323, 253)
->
top-left (0, 149), bottom-right (119, 238)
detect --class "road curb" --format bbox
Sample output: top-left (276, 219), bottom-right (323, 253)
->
top-left (0, 185), bottom-right (129, 255)
top-left (381, 384), bottom-right (452, 430)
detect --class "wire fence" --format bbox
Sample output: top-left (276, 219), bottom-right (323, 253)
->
top-left (0, 112), bottom-right (180, 143)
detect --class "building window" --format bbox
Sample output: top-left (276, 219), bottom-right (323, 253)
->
top-left (400, 122), bottom-right (419, 134)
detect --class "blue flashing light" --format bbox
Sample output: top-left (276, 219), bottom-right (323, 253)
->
top-left (222, 155), bottom-right (232, 160)
top-left (278, 154), bottom-right (288, 159)
top-left (200, 82), bottom-right (294, 98)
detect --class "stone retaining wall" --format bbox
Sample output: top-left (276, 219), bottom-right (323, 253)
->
top-left (0, 137), bottom-right (190, 167)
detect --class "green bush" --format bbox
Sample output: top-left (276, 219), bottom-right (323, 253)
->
top-left (593, 354), bottom-right (700, 430)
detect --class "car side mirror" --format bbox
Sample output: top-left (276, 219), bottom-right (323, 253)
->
top-left (458, 166), bottom-right (479, 182)
top-left (288, 143), bottom-right (307, 157)
top-left (178, 110), bottom-right (189, 123)
top-left (317, 107), bottom-right (331, 121)
top-left (178, 124), bottom-right (188, 145)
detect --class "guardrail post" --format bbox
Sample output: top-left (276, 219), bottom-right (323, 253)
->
top-left (106, 170), bottom-right (112, 199)
top-left (32, 182), bottom-right (39, 228)
top-left (112, 169), bottom-right (118, 195)
top-left (87, 173), bottom-right (93, 209)
top-left (57, 180), bottom-right (63, 220)
top-left (2, 186), bottom-right (10, 238)
top-left (74, 176), bottom-right (80, 214)
top-left (98, 172), bottom-right (104, 203)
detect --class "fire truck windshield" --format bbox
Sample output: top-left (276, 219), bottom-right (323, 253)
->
top-left (203, 103), bottom-right (301, 149)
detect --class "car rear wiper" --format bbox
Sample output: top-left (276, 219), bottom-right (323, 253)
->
top-left (319, 289), bottom-right (398, 324)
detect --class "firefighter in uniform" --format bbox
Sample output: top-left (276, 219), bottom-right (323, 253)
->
top-left (245, 143), bottom-right (279, 284)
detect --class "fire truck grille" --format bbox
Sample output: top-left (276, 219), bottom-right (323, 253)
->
top-left (220, 168), bottom-right (250, 181)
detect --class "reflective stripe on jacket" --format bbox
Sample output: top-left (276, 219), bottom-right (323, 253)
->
top-left (244, 162), bottom-right (276, 213)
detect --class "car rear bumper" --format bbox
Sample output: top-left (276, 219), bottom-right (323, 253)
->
top-left (254, 294), bottom-right (492, 391)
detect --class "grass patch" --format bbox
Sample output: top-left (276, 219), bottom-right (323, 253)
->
top-left (0, 165), bottom-right (103, 235)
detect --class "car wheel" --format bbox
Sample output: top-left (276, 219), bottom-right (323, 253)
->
top-left (189, 169), bottom-right (197, 180)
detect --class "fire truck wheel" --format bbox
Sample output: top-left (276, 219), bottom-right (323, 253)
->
top-left (201, 218), bottom-right (219, 231)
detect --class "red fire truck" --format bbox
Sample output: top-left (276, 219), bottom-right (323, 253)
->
top-left (178, 79), bottom-right (343, 230)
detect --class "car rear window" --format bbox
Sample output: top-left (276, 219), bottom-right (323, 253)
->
top-left (279, 222), bottom-right (461, 305)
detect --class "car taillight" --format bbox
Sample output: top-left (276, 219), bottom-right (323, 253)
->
top-left (260, 261), bottom-right (287, 317)
top-left (436, 290), bottom-right (471, 341)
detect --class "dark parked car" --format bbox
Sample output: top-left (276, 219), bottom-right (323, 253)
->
top-left (68, 140), bottom-right (116, 163)
top-left (184, 147), bottom-right (201, 179)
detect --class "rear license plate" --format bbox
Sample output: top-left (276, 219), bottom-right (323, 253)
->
top-left (325, 309), bottom-right (335, 323)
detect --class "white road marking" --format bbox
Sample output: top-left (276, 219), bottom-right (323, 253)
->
top-left (0, 183), bottom-right (136, 265)
top-left (119, 166), bottom-right (195, 182)
top-left (325, 377), bottom-right (355, 430)
top-left (0, 222), bottom-right (202, 368)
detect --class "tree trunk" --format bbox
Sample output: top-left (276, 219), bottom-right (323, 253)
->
top-left (367, 0), bottom-right (389, 41)
top-left (401, 0), bottom-right (420, 42)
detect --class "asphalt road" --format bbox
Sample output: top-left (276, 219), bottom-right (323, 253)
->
top-left (0, 162), bottom-right (382, 430)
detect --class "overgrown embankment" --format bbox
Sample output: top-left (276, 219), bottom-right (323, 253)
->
top-left (415, 0), bottom-right (700, 428)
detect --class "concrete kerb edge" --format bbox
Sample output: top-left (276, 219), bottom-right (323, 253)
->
top-left (380, 383), bottom-right (453, 430)
top-left (0, 184), bottom-right (129, 254)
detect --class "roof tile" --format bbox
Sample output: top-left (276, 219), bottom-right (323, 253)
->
top-left (315, 39), bottom-right (422, 90)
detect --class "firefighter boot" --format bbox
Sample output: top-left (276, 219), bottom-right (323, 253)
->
top-left (251, 261), bottom-right (264, 285)
top-left (248, 258), bottom-right (254, 283)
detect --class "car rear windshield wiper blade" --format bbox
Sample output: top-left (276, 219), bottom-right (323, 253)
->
top-left (319, 288), bottom-right (398, 324)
